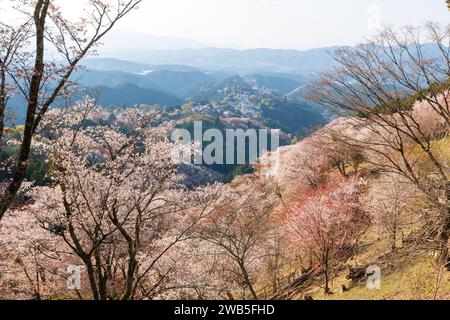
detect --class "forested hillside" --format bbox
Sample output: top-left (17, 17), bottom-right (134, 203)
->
top-left (0, 0), bottom-right (448, 302)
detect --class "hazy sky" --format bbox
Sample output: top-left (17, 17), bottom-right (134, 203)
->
top-left (3, 0), bottom-right (449, 49)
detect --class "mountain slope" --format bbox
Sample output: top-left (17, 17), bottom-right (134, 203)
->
top-left (93, 83), bottom-right (184, 107)
top-left (73, 67), bottom-right (227, 99)
top-left (97, 47), bottom-right (339, 74)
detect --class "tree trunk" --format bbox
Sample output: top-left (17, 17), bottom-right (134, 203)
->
top-left (324, 270), bottom-right (331, 295)
top-left (0, 65), bottom-right (6, 142)
top-left (323, 258), bottom-right (332, 295)
top-left (391, 219), bottom-right (398, 251)
top-left (335, 161), bottom-right (347, 178)
top-left (437, 184), bottom-right (450, 265)
top-left (238, 262), bottom-right (258, 300)
top-left (437, 209), bottom-right (450, 265)
top-left (122, 257), bottom-right (137, 300)
top-left (0, 97), bottom-right (5, 142)
top-left (0, 0), bottom-right (49, 220)
top-left (438, 181), bottom-right (450, 267)
top-left (84, 259), bottom-right (100, 300)
top-left (94, 249), bottom-right (108, 300)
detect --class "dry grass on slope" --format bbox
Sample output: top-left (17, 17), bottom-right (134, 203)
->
top-left (306, 253), bottom-right (450, 300)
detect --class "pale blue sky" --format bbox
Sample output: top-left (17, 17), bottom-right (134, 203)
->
top-left (2, 0), bottom-right (449, 49)
top-left (95, 0), bottom-right (450, 49)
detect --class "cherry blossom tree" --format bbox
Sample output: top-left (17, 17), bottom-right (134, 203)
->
top-left (260, 137), bottom-right (331, 194)
top-left (309, 23), bottom-right (450, 263)
top-left (0, 179), bottom-right (81, 300)
top-left (0, 103), bottom-right (224, 300)
top-left (364, 173), bottom-right (423, 251)
top-left (0, 0), bottom-right (142, 220)
top-left (166, 240), bottom-right (232, 300)
top-left (0, 206), bottom-right (75, 300)
top-left (259, 222), bottom-right (292, 296)
top-left (284, 137), bottom-right (331, 189)
top-left (315, 129), bottom-right (365, 178)
top-left (0, 19), bottom-right (31, 139)
top-left (287, 179), bottom-right (370, 294)
top-left (195, 177), bottom-right (278, 300)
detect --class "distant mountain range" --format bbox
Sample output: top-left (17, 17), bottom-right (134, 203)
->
top-left (96, 31), bottom-right (447, 75)
top-left (96, 30), bottom-right (340, 75)
top-left (73, 59), bottom-right (317, 103)
top-left (96, 47), bottom-right (338, 74)
top-left (10, 40), bottom-right (442, 128)
top-left (81, 58), bottom-right (205, 74)
top-left (73, 66), bottom-right (225, 100)
top-left (7, 55), bottom-right (330, 124)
